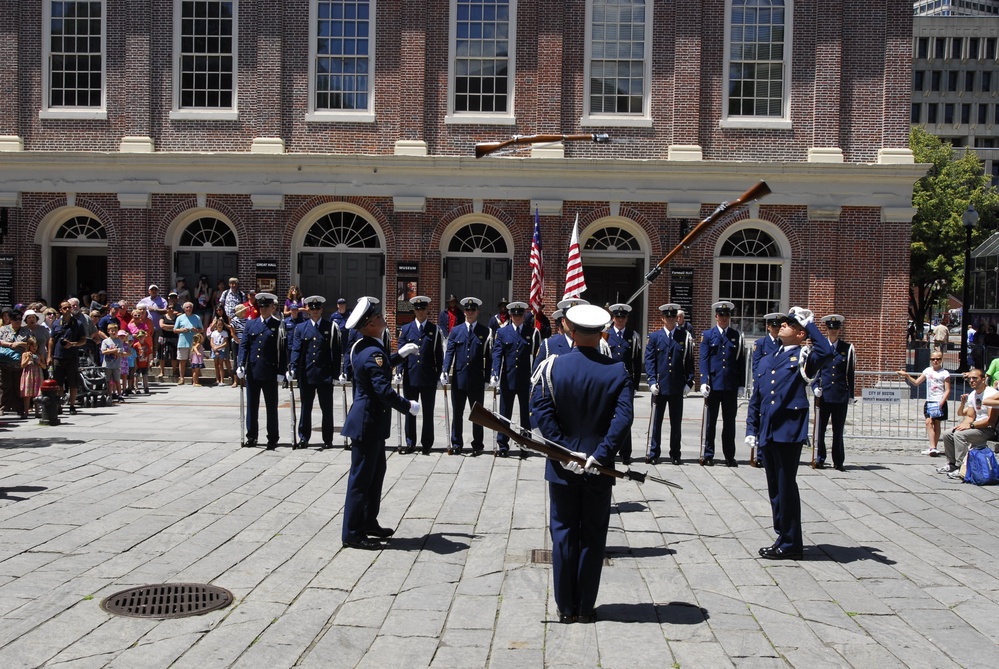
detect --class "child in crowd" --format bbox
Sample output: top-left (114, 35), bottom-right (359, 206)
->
top-left (124, 329), bottom-right (137, 395)
top-left (117, 329), bottom-right (132, 396)
top-left (134, 329), bottom-right (152, 395)
top-left (19, 337), bottom-right (42, 419)
top-left (101, 322), bottom-right (123, 400)
top-left (210, 318), bottom-right (231, 386)
top-left (190, 333), bottom-right (206, 387)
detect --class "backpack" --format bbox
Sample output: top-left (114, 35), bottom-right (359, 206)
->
top-left (963, 447), bottom-right (999, 485)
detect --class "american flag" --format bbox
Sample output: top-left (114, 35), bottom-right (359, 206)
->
top-left (529, 207), bottom-right (544, 322)
top-left (563, 213), bottom-right (587, 299)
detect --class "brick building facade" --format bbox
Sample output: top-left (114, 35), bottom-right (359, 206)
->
top-left (0, 0), bottom-right (924, 374)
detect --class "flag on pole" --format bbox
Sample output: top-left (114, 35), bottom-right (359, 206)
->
top-left (529, 207), bottom-right (544, 324)
top-left (563, 214), bottom-right (587, 300)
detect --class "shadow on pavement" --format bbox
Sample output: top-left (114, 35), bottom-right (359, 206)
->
top-left (810, 544), bottom-right (896, 564)
top-left (385, 532), bottom-right (475, 555)
top-left (1, 437), bottom-right (85, 450)
top-left (0, 485), bottom-right (48, 501)
top-left (607, 545), bottom-right (676, 558)
top-left (614, 501), bottom-right (647, 513)
top-left (596, 600), bottom-right (709, 624)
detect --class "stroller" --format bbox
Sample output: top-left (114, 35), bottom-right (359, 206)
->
top-left (76, 349), bottom-right (111, 408)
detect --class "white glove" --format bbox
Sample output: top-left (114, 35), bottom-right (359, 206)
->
top-left (561, 451), bottom-right (587, 475)
top-left (490, 375), bottom-right (500, 388)
top-left (700, 383), bottom-right (710, 398)
top-left (236, 367), bottom-right (245, 379)
top-left (649, 383), bottom-right (659, 396)
top-left (287, 369), bottom-right (295, 381)
top-left (440, 372), bottom-right (449, 386)
top-left (583, 455), bottom-right (600, 475)
top-left (789, 306), bottom-right (814, 327)
top-left (277, 374), bottom-right (285, 383)
top-left (338, 372), bottom-right (348, 384)
top-left (409, 400), bottom-right (420, 416)
top-left (399, 343), bottom-right (419, 358)
top-left (738, 387), bottom-right (746, 398)
top-left (745, 435), bottom-right (757, 449)
top-left (683, 385), bottom-right (690, 398)
top-left (814, 386), bottom-right (823, 398)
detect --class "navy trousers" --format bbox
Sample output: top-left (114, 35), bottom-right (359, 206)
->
top-left (297, 382), bottom-right (334, 445)
top-left (246, 378), bottom-right (279, 443)
top-left (548, 481), bottom-right (612, 618)
top-left (703, 390), bottom-right (738, 460)
top-left (649, 393), bottom-right (684, 460)
top-left (403, 383), bottom-right (437, 449)
top-left (449, 385), bottom-right (485, 450)
top-left (816, 401), bottom-right (848, 467)
top-left (762, 440), bottom-right (804, 552)
top-left (496, 386), bottom-right (530, 450)
top-left (342, 438), bottom-right (388, 543)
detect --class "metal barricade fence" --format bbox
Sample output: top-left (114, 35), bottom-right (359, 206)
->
top-left (844, 370), bottom-right (973, 441)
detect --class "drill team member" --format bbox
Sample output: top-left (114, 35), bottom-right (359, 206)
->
top-left (531, 304), bottom-right (634, 623)
top-left (340, 297), bottom-right (419, 550)
top-left (289, 296), bottom-right (342, 450)
top-left (644, 304), bottom-right (694, 465)
top-left (750, 312), bottom-right (786, 466)
top-left (606, 303), bottom-right (643, 464)
top-left (812, 314), bottom-right (855, 471)
top-left (490, 301), bottom-right (540, 457)
top-left (237, 292), bottom-right (287, 449)
top-left (441, 297), bottom-right (491, 454)
top-left (699, 301), bottom-right (746, 466)
top-left (397, 296), bottom-right (444, 454)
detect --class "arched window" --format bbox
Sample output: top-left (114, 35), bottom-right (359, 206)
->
top-left (55, 216), bottom-right (106, 240)
top-left (583, 226), bottom-right (641, 252)
top-left (304, 211), bottom-right (380, 248)
top-left (448, 222), bottom-right (509, 254)
top-left (717, 227), bottom-right (786, 336)
top-left (179, 217), bottom-right (237, 247)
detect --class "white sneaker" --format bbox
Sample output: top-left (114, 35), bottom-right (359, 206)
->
top-left (936, 464), bottom-right (957, 473)
top-left (921, 448), bottom-right (940, 456)
top-left (947, 470), bottom-right (964, 479)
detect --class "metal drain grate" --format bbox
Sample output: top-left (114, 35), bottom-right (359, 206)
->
top-left (100, 583), bottom-right (234, 619)
top-left (531, 549), bottom-right (611, 566)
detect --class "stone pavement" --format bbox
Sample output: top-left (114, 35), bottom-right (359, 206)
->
top-left (1, 383), bottom-right (998, 668)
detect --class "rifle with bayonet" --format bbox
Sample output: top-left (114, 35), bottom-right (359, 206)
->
top-left (469, 402), bottom-right (682, 489)
top-left (625, 180), bottom-right (773, 304)
top-left (475, 133), bottom-right (615, 158)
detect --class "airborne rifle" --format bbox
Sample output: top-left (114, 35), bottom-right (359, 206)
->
top-left (469, 402), bottom-right (682, 489)
top-left (474, 133), bottom-right (614, 158)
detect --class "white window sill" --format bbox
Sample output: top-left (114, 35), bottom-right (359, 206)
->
top-left (445, 114), bottom-right (517, 126)
top-left (719, 118), bottom-right (793, 130)
top-left (305, 111), bottom-right (376, 123)
top-left (170, 110), bottom-right (240, 121)
top-left (39, 109), bottom-right (108, 121)
top-left (580, 116), bottom-right (653, 128)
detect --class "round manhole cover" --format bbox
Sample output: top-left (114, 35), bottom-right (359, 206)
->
top-left (100, 583), bottom-right (234, 619)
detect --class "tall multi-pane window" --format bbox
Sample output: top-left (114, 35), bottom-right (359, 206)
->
top-left (587, 0), bottom-right (649, 116)
top-left (716, 228), bottom-right (786, 337)
top-left (315, 0), bottom-right (372, 112)
top-left (452, 0), bottom-right (513, 115)
top-left (46, 1), bottom-right (104, 109)
top-left (177, 1), bottom-right (235, 109)
top-left (726, 0), bottom-right (788, 119)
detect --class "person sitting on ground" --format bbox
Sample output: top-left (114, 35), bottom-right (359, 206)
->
top-left (937, 368), bottom-right (999, 478)
top-left (898, 352), bottom-right (951, 457)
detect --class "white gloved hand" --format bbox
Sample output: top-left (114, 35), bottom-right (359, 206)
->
top-left (649, 383), bottom-right (659, 396)
top-left (440, 372), bottom-right (449, 386)
top-left (236, 367), bottom-right (245, 379)
top-left (745, 435), bottom-right (757, 449)
top-left (700, 383), bottom-right (710, 398)
top-left (738, 387), bottom-right (746, 398)
top-left (583, 455), bottom-right (600, 475)
top-left (338, 372), bottom-right (348, 384)
top-left (683, 385), bottom-right (690, 398)
top-left (490, 375), bottom-right (500, 389)
top-left (399, 343), bottom-right (419, 358)
top-left (561, 451), bottom-right (587, 475)
top-left (409, 400), bottom-right (420, 416)
top-left (814, 386), bottom-right (823, 398)
top-left (287, 369), bottom-right (295, 381)
top-left (277, 374), bottom-right (285, 383)
top-left (789, 306), bottom-right (814, 327)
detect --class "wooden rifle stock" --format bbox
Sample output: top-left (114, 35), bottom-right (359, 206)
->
top-left (469, 402), bottom-right (682, 489)
top-left (475, 133), bottom-right (611, 158)
top-left (626, 180), bottom-right (772, 304)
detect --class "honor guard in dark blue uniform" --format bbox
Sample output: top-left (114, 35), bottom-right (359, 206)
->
top-left (441, 297), bottom-right (491, 454)
top-left (606, 304), bottom-right (643, 464)
top-left (397, 296), bottom-right (444, 455)
top-left (330, 297), bottom-right (349, 331)
top-left (645, 303), bottom-right (695, 464)
top-left (750, 313), bottom-right (786, 466)
top-left (340, 297), bottom-right (418, 550)
top-left (699, 301), bottom-right (747, 466)
top-left (746, 308), bottom-right (832, 560)
top-left (531, 304), bottom-right (634, 624)
top-left (342, 318), bottom-right (391, 386)
top-left (534, 309), bottom-right (571, 369)
top-left (812, 314), bottom-right (855, 471)
top-left (289, 296), bottom-right (342, 450)
top-left (237, 292), bottom-right (287, 449)
top-left (490, 301), bottom-right (541, 458)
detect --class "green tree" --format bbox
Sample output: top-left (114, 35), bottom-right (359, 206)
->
top-left (909, 126), bottom-right (999, 330)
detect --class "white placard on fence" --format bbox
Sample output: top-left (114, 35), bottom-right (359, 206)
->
top-left (862, 388), bottom-right (903, 403)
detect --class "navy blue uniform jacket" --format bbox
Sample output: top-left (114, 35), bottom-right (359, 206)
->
top-left (531, 347), bottom-right (634, 488)
top-left (341, 337), bottom-right (411, 441)
top-left (238, 316), bottom-right (287, 380)
top-left (491, 323), bottom-right (540, 389)
top-left (397, 319), bottom-right (444, 387)
top-left (291, 318), bottom-right (341, 385)
top-left (644, 327), bottom-right (694, 395)
top-left (699, 326), bottom-right (746, 390)
top-left (442, 322), bottom-right (491, 390)
top-left (812, 339), bottom-right (855, 403)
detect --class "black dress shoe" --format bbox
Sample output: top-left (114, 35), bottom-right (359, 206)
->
top-left (576, 613), bottom-right (597, 624)
top-left (725, 458), bottom-right (738, 467)
top-left (342, 538), bottom-right (382, 550)
top-left (758, 542), bottom-right (779, 556)
top-left (244, 438), bottom-right (257, 448)
top-left (671, 457), bottom-right (682, 465)
top-left (266, 441), bottom-right (278, 450)
top-left (702, 458), bottom-right (714, 466)
top-left (557, 612), bottom-right (575, 624)
top-left (621, 456), bottom-right (632, 465)
top-left (834, 464), bottom-right (845, 471)
top-left (294, 441), bottom-right (308, 450)
top-left (496, 449), bottom-right (509, 458)
top-left (322, 443), bottom-right (332, 450)
top-left (366, 526), bottom-right (395, 539)
top-left (470, 446), bottom-right (482, 456)
top-left (760, 546), bottom-right (803, 561)
top-left (421, 447), bottom-right (432, 455)
top-left (644, 456), bottom-right (658, 464)
top-left (814, 461), bottom-right (826, 469)
top-left (519, 449), bottom-right (528, 459)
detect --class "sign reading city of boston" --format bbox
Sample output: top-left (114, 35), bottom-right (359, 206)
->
top-left (862, 388), bottom-right (902, 403)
